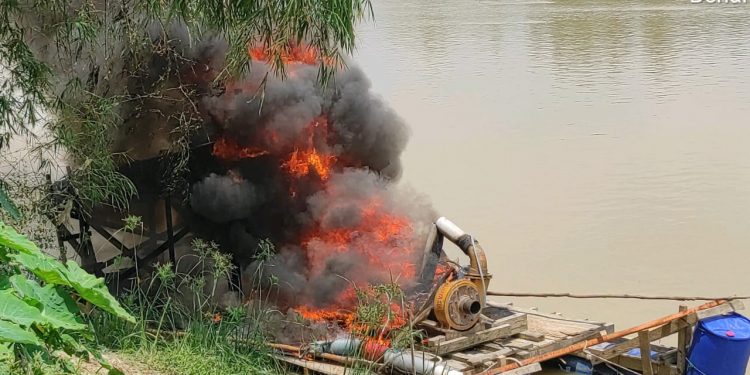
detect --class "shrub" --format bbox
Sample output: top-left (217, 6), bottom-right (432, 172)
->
top-left (0, 221), bottom-right (135, 373)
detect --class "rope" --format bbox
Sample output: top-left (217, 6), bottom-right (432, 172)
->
top-left (487, 291), bottom-right (750, 301)
top-left (582, 349), bottom-right (639, 375)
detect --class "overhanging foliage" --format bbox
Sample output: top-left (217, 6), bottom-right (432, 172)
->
top-left (0, 0), bottom-right (372, 209)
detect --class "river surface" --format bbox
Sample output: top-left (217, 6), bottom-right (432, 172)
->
top-left (355, 0), bottom-right (750, 373)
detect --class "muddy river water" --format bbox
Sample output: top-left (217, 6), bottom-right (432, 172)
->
top-left (355, 0), bottom-right (750, 372)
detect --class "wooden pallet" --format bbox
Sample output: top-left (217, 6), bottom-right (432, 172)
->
top-left (417, 308), bottom-right (528, 356)
top-left (436, 302), bottom-right (613, 374)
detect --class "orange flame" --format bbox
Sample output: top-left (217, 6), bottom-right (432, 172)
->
top-left (280, 116), bottom-right (336, 182)
top-left (212, 138), bottom-right (269, 161)
top-left (249, 44), bottom-right (321, 66)
top-left (294, 196), bottom-right (418, 333)
top-left (282, 148), bottom-right (336, 181)
top-left (296, 305), bottom-right (356, 327)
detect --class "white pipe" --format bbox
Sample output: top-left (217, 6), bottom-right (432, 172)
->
top-left (435, 217), bottom-right (466, 243)
top-left (384, 349), bottom-right (463, 375)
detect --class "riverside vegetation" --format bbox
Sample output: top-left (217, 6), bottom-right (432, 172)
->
top-left (1, 215), bottom-right (417, 374)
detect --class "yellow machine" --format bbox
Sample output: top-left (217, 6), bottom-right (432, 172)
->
top-left (432, 217), bottom-right (492, 331)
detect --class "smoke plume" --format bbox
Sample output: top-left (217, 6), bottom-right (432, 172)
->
top-left (18, 10), bottom-right (436, 312)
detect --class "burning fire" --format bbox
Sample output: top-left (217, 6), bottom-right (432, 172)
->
top-left (249, 43), bottom-right (334, 66)
top-left (296, 195), bottom-right (417, 333)
top-left (212, 137), bottom-right (269, 161)
top-left (282, 148), bottom-right (336, 181)
top-left (211, 43), bottom-right (421, 337)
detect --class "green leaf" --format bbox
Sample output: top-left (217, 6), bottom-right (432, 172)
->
top-left (64, 262), bottom-right (135, 323)
top-left (0, 274), bottom-right (9, 289)
top-left (0, 222), bottom-right (43, 257)
top-left (0, 289), bottom-right (45, 327)
top-left (10, 276), bottom-right (85, 331)
top-left (60, 333), bottom-right (87, 356)
top-left (9, 251), bottom-right (69, 286)
top-left (2, 223), bottom-right (134, 323)
top-left (0, 319), bottom-right (40, 345)
top-left (0, 185), bottom-right (20, 221)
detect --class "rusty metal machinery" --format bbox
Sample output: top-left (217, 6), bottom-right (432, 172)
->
top-left (434, 279), bottom-right (482, 330)
top-left (432, 217), bottom-right (492, 331)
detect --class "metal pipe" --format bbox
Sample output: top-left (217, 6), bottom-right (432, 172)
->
top-left (384, 349), bottom-right (463, 375)
top-left (435, 217), bottom-right (490, 276)
top-left (435, 217), bottom-right (492, 305)
top-left (435, 217), bottom-right (466, 243)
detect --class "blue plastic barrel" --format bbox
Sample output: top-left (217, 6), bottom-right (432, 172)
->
top-left (687, 312), bottom-right (750, 375)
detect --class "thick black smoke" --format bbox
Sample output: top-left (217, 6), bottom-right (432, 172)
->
top-left (19, 12), bottom-right (435, 308)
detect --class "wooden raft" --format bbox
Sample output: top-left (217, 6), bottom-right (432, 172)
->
top-left (430, 302), bottom-right (613, 374)
top-left (275, 302), bottom-right (612, 375)
top-left (274, 300), bottom-right (746, 374)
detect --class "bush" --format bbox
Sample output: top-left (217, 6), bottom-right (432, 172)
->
top-left (0, 221), bottom-right (135, 373)
top-left (91, 237), bottom-right (282, 375)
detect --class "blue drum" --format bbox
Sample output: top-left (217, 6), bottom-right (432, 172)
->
top-left (687, 312), bottom-right (750, 375)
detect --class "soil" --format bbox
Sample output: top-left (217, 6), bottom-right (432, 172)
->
top-left (75, 352), bottom-right (163, 375)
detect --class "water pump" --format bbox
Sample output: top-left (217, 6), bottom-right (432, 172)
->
top-left (432, 217), bottom-right (492, 331)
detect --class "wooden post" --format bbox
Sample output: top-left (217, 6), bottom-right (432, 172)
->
top-left (164, 195), bottom-right (176, 272)
top-left (677, 305), bottom-right (691, 374)
top-left (638, 330), bottom-right (654, 375)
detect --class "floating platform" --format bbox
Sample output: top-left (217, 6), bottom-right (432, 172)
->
top-left (274, 299), bottom-right (745, 375)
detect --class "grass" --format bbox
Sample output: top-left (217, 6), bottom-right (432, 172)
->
top-left (87, 234), bottom-right (286, 375)
top-left (1, 215), bottom-right (424, 375)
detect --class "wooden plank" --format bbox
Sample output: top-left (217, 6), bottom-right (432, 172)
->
top-left (515, 325), bottom-right (606, 359)
top-left (428, 323), bottom-right (515, 355)
top-left (518, 331), bottom-right (545, 342)
top-left (450, 348), bottom-right (515, 366)
top-left (273, 355), bottom-right (348, 375)
top-left (444, 359), bottom-right (474, 373)
top-left (491, 312), bottom-right (528, 331)
top-left (676, 305), bottom-right (688, 375)
top-left (639, 330), bottom-right (654, 375)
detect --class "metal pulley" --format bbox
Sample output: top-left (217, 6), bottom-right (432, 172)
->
top-left (433, 279), bottom-right (483, 331)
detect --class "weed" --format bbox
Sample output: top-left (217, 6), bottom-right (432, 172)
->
top-left (91, 236), bottom-right (285, 375)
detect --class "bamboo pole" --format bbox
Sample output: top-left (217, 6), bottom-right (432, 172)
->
top-left (268, 342), bottom-right (380, 368)
top-left (487, 291), bottom-right (750, 301)
top-left (482, 300), bottom-right (726, 374)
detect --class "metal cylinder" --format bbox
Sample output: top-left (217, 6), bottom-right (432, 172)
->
top-left (435, 217), bottom-right (466, 242)
top-left (459, 296), bottom-right (481, 315)
top-left (384, 349), bottom-right (463, 375)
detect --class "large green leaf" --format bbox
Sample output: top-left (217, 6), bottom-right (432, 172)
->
top-left (0, 319), bottom-right (40, 345)
top-left (0, 289), bottom-right (45, 327)
top-left (0, 185), bottom-right (20, 221)
top-left (0, 222), bottom-right (43, 257)
top-left (1, 222), bottom-right (135, 323)
top-left (9, 251), bottom-right (70, 286)
top-left (64, 262), bottom-right (135, 323)
top-left (9, 276), bottom-right (85, 331)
